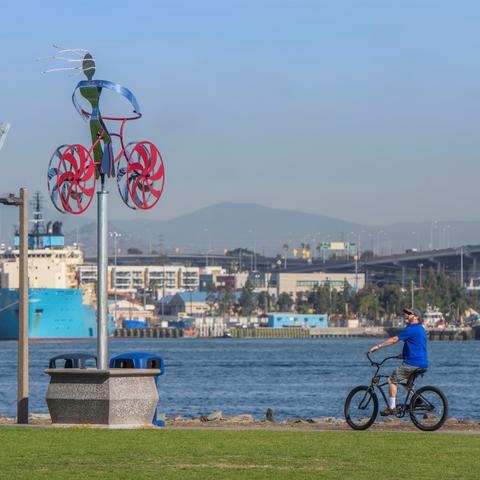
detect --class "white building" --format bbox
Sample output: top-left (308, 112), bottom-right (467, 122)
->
top-left (77, 264), bottom-right (202, 295)
top-left (270, 271), bottom-right (365, 296)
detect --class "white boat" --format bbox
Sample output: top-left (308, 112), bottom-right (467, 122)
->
top-left (423, 306), bottom-right (445, 328)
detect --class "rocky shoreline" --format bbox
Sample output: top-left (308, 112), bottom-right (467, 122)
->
top-left (1, 412), bottom-right (480, 432)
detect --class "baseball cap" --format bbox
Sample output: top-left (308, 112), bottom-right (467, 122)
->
top-left (403, 307), bottom-right (423, 321)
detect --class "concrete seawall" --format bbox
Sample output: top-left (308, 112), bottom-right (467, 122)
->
top-left (232, 326), bottom-right (476, 340)
top-left (113, 327), bottom-right (184, 338)
top-left (112, 326), bottom-right (477, 340)
top-left (232, 327), bottom-right (386, 339)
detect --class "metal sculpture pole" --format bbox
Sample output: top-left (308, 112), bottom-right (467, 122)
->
top-left (97, 186), bottom-right (108, 369)
top-left (45, 46), bottom-right (166, 370)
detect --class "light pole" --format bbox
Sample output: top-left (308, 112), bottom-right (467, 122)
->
top-left (283, 243), bottom-right (289, 269)
top-left (109, 232), bottom-right (121, 327)
top-left (376, 230), bottom-right (386, 256)
top-left (411, 231), bottom-right (419, 251)
top-left (460, 247), bottom-right (464, 287)
top-left (0, 189), bottom-right (28, 424)
top-left (204, 228), bottom-right (212, 267)
top-left (189, 288), bottom-right (193, 316)
top-left (430, 221), bottom-right (438, 250)
top-left (355, 244), bottom-right (359, 291)
top-left (411, 279), bottom-right (415, 309)
top-left (418, 263), bottom-right (423, 289)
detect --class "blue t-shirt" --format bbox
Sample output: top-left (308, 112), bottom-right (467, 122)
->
top-left (398, 323), bottom-right (428, 368)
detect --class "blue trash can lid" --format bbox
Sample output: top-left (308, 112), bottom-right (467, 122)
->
top-left (110, 352), bottom-right (161, 361)
top-left (110, 352), bottom-right (165, 374)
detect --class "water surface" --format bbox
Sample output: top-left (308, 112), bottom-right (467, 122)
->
top-left (0, 338), bottom-right (477, 420)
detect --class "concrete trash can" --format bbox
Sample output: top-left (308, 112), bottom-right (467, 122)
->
top-left (110, 352), bottom-right (165, 426)
top-left (45, 352), bottom-right (160, 427)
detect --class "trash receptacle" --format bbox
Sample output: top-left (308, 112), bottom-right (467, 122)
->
top-left (49, 353), bottom-right (97, 369)
top-left (110, 352), bottom-right (165, 426)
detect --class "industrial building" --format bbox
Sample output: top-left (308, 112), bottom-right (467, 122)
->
top-left (270, 272), bottom-right (365, 296)
top-left (266, 313), bottom-right (328, 328)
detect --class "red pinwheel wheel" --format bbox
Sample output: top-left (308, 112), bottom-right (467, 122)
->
top-left (48, 144), bottom-right (96, 215)
top-left (116, 141), bottom-right (165, 210)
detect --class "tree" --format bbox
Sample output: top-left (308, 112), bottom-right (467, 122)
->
top-left (295, 291), bottom-right (311, 313)
top-left (309, 285), bottom-right (330, 314)
top-left (127, 247), bottom-right (143, 255)
top-left (239, 280), bottom-right (256, 316)
top-left (216, 289), bottom-right (234, 315)
top-left (276, 292), bottom-right (294, 312)
top-left (205, 282), bottom-right (218, 314)
top-left (257, 291), bottom-right (273, 312)
top-left (378, 284), bottom-right (403, 318)
top-left (357, 286), bottom-right (382, 320)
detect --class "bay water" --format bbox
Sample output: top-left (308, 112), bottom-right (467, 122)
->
top-left (0, 338), bottom-right (478, 420)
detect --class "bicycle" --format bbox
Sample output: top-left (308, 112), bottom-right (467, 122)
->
top-left (344, 352), bottom-right (448, 431)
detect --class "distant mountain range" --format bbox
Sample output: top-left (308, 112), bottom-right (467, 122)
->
top-left (1, 201), bottom-right (479, 256)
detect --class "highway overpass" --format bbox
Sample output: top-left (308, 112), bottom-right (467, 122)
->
top-left (86, 244), bottom-right (480, 287)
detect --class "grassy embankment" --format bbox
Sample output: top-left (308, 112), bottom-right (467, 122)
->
top-left (0, 427), bottom-right (478, 479)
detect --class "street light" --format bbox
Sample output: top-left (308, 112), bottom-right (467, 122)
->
top-left (0, 189), bottom-right (28, 424)
top-left (283, 243), bottom-right (289, 269)
top-left (188, 288), bottom-right (193, 316)
top-left (109, 232), bottom-right (122, 327)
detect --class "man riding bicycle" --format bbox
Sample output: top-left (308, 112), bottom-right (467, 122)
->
top-left (369, 308), bottom-right (428, 416)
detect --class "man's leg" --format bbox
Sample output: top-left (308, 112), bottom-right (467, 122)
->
top-left (388, 378), bottom-right (397, 409)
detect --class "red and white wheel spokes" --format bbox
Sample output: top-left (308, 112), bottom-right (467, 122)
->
top-left (48, 144), bottom-right (96, 215)
top-left (117, 141), bottom-right (165, 210)
top-left (48, 145), bottom-right (68, 213)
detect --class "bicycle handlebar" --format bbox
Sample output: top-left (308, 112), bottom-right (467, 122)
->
top-left (366, 352), bottom-right (403, 367)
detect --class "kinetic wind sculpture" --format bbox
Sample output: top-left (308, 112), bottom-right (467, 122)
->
top-left (43, 46), bottom-right (166, 369)
top-left (44, 46), bottom-right (165, 214)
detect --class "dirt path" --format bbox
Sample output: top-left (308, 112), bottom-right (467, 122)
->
top-left (2, 413), bottom-right (478, 433)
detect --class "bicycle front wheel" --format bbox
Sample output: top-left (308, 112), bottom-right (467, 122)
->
top-left (409, 386), bottom-right (448, 431)
top-left (344, 385), bottom-right (378, 430)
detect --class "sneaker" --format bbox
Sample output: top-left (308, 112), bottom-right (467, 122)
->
top-left (380, 407), bottom-right (398, 416)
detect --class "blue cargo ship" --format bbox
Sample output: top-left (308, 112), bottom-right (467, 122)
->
top-left (0, 288), bottom-right (99, 340)
top-left (0, 192), bottom-right (113, 340)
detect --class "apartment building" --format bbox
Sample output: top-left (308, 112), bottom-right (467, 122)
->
top-left (77, 264), bottom-right (201, 295)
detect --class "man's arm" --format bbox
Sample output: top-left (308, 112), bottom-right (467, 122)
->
top-left (369, 336), bottom-right (399, 353)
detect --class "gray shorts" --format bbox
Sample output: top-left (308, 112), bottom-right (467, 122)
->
top-left (390, 362), bottom-right (421, 385)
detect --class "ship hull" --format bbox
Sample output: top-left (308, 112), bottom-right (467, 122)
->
top-left (0, 288), bottom-right (108, 340)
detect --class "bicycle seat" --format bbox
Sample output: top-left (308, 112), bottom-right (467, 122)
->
top-left (406, 368), bottom-right (427, 387)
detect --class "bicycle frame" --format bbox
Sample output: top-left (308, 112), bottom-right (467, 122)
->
top-left (363, 352), bottom-right (424, 418)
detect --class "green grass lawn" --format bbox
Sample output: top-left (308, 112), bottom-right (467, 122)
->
top-left (0, 427), bottom-right (478, 479)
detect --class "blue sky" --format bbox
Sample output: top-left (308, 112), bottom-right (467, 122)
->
top-left (1, 0), bottom-right (480, 224)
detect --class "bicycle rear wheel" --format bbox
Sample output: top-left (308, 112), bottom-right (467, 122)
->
top-left (409, 386), bottom-right (448, 431)
top-left (344, 386), bottom-right (378, 430)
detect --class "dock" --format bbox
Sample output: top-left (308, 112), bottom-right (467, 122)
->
top-left (113, 327), bottom-right (184, 338)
